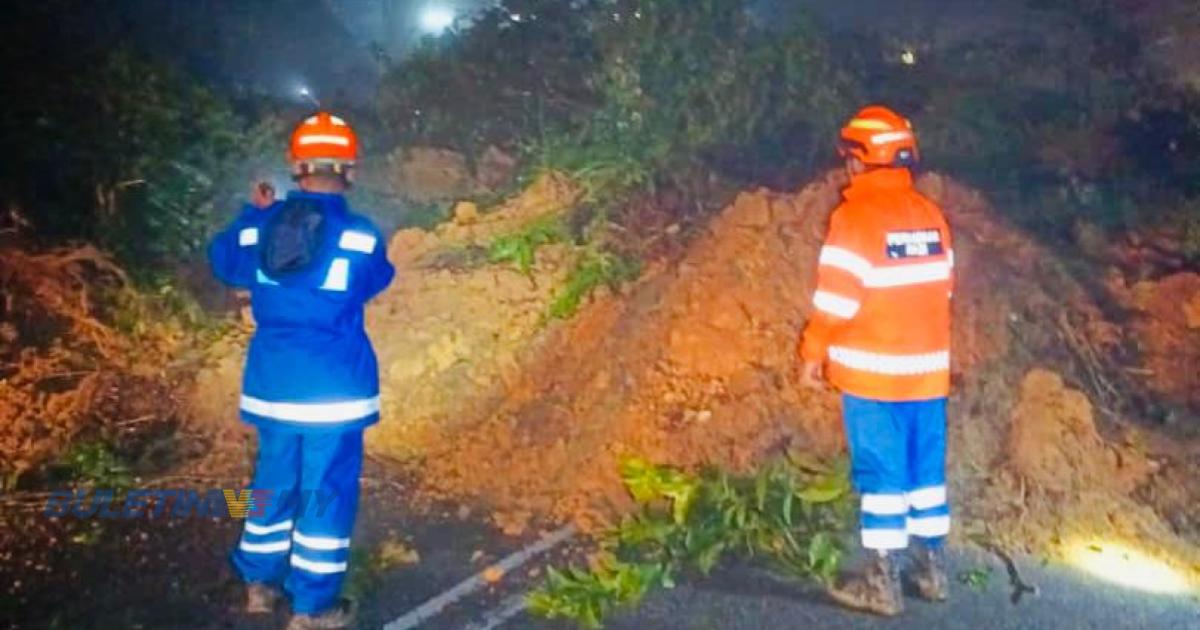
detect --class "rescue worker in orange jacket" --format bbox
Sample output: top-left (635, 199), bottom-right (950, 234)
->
top-left (798, 105), bottom-right (954, 616)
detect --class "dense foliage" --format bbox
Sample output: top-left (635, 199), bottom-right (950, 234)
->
top-left (0, 2), bottom-right (287, 269)
top-left (381, 0), bottom-right (1200, 257)
top-left (528, 455), bottom-right (854, 628)
top-left (3, 0), bottom-right (1197, 271)
top-left (380, 0), bottom-right (855, 192)
top-left (855, 0), bottom-right (1200, 241)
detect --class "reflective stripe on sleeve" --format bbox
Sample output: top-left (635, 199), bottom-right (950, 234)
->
top-left (906, 486), bottom-right (947, 510)
top-left (291, 554), bottom-right (348, 574)
top-left (239, 228), bottom-right (259, 246)
top-left (240, 395), bottom-right (380, 424)
top-left (818, 246), bottom-right (872, 280)
top-left (338, 231), bottom-right (377, 254)
top-left (293, 531), bottom-right (352, 551)
top-left (861, 493), bottom-right (907, 516)
top-left (244, 519), bottom-right (294, 535)
top-left (828, 347), bottom-right (949, 376)
top-left (812, 290), bottom-right (860, 319)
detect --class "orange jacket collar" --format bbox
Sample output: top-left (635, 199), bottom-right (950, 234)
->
top-left (845, 167), bottom-right (913, 200)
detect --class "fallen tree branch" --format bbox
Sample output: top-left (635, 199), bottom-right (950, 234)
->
top-left (974, 539), bottom-right (1039, 605)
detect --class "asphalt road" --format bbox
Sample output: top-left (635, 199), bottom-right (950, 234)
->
top-left (221, 467), bottom-right (1198, 630)
top-left (496, 548), bottom-right (1199, 630)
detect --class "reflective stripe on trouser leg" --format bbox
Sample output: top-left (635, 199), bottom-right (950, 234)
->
top-left (905, 397), bottom-right (950, 541)
top-left (231, 427), bottom-right (302, 584)
top-left (285, 429), bottom-right (364, 615)
top-left (842, 395), bottom-right (910, 551)
top-left (860, 493), bottom-right (909, 550)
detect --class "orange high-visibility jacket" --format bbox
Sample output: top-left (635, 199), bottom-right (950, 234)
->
top-left (799, 168), bottom-right (953, 401)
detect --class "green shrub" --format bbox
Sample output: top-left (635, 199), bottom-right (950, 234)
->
top-left (61, 441), bottom-right (132, 489)
top-left (382, 1), bottom-right (852, 204)
top-left (488, 217), bottom-right (568, 276)
top-left (548, 248), bottom-right (641, 320)
top-left (1, 42), bottom-right (283, 267)
top-left (528, 454), bottom-right (854, 628)
top-left (377, 0), bottom-right (603, 154)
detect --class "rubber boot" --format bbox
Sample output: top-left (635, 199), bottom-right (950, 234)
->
top-left (245, 583), bottom-right (278, 615)
top-left (827, 552), bottom-right (904, 616)
top-left (287, 599), bottom-right (356, 630)
top-left (910, 542), bottom-right (949, 602)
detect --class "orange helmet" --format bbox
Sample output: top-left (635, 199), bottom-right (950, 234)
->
top-left (289, 111), bottom-right (359, 167)
top-left (838, 105), bottom-right (919, 167)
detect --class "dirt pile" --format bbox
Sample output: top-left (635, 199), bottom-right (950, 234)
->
top-left (396, 176), bottom-right (846, 533)
top-left (364, 172), bottom-right (584, 460)
top-left (1107, 271), bottom-right (1200, 415)
top-left (389, 175), bottom-right (990, 521)
top-left (1007, 369), bottom-right (1148, 495)
top-left (371, 171), bottom-right (1197, 580)
top-left (982, 369), bottom-right (1199, 580)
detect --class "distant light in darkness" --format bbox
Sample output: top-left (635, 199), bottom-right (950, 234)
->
top-left (419, 5), bottom-right (455, 34)
top-left (297, 85), bottom-right (320, 108)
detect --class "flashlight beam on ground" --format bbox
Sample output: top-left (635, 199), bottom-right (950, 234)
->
top-left (1067, 540), bottom-right (1193, 595)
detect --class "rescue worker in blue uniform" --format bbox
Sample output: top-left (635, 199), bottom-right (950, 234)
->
top-left (208, 111), bottom-right (393, 630)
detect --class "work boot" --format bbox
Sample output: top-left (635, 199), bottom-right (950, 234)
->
top-left (910, 543), bottom-right (949, 602)
top-left (287, 600), bottom-right (356, 630)
top-left (827, 552), bottom-right (904, 616)
top-left (245, 583), bottom-right (278, 615)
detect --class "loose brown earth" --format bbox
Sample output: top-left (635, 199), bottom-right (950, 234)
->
top-left (361, 170), bottom-right (1200, 581)
top-left (2, 168), bottom-right (1198, 627)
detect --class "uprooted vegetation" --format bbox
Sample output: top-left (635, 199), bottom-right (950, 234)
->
top-left (527, 455), bottom-right (854, 628)
top-left (0, 243), bottom-right (212, 488)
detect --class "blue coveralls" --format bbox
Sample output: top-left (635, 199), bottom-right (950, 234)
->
top-left (208, 191), bottom-right (394, 614)
top-left (843, 395), bottom-right (949, 551)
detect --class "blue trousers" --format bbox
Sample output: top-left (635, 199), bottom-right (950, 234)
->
top-left (230, 426), bottom-right (363, 614)
top-left (842, 394), bottom-right (950, 551)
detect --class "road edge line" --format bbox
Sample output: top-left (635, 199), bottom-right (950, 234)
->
top-left (383, 524), bottom-right (577, 630)
top-left (460, 593), bottom-right (530, 630)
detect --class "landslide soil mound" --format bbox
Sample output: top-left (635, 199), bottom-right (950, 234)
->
top-left (383, 172), bottom-right (1198, 581)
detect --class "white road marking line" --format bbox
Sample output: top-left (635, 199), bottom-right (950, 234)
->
top-left (460, 593), bottom-right (529, 630)
top-left (383, 525), bottom-right (577, 630)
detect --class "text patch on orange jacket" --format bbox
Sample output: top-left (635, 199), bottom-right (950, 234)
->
top-left (799, 168), bottom-right (953, 401)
